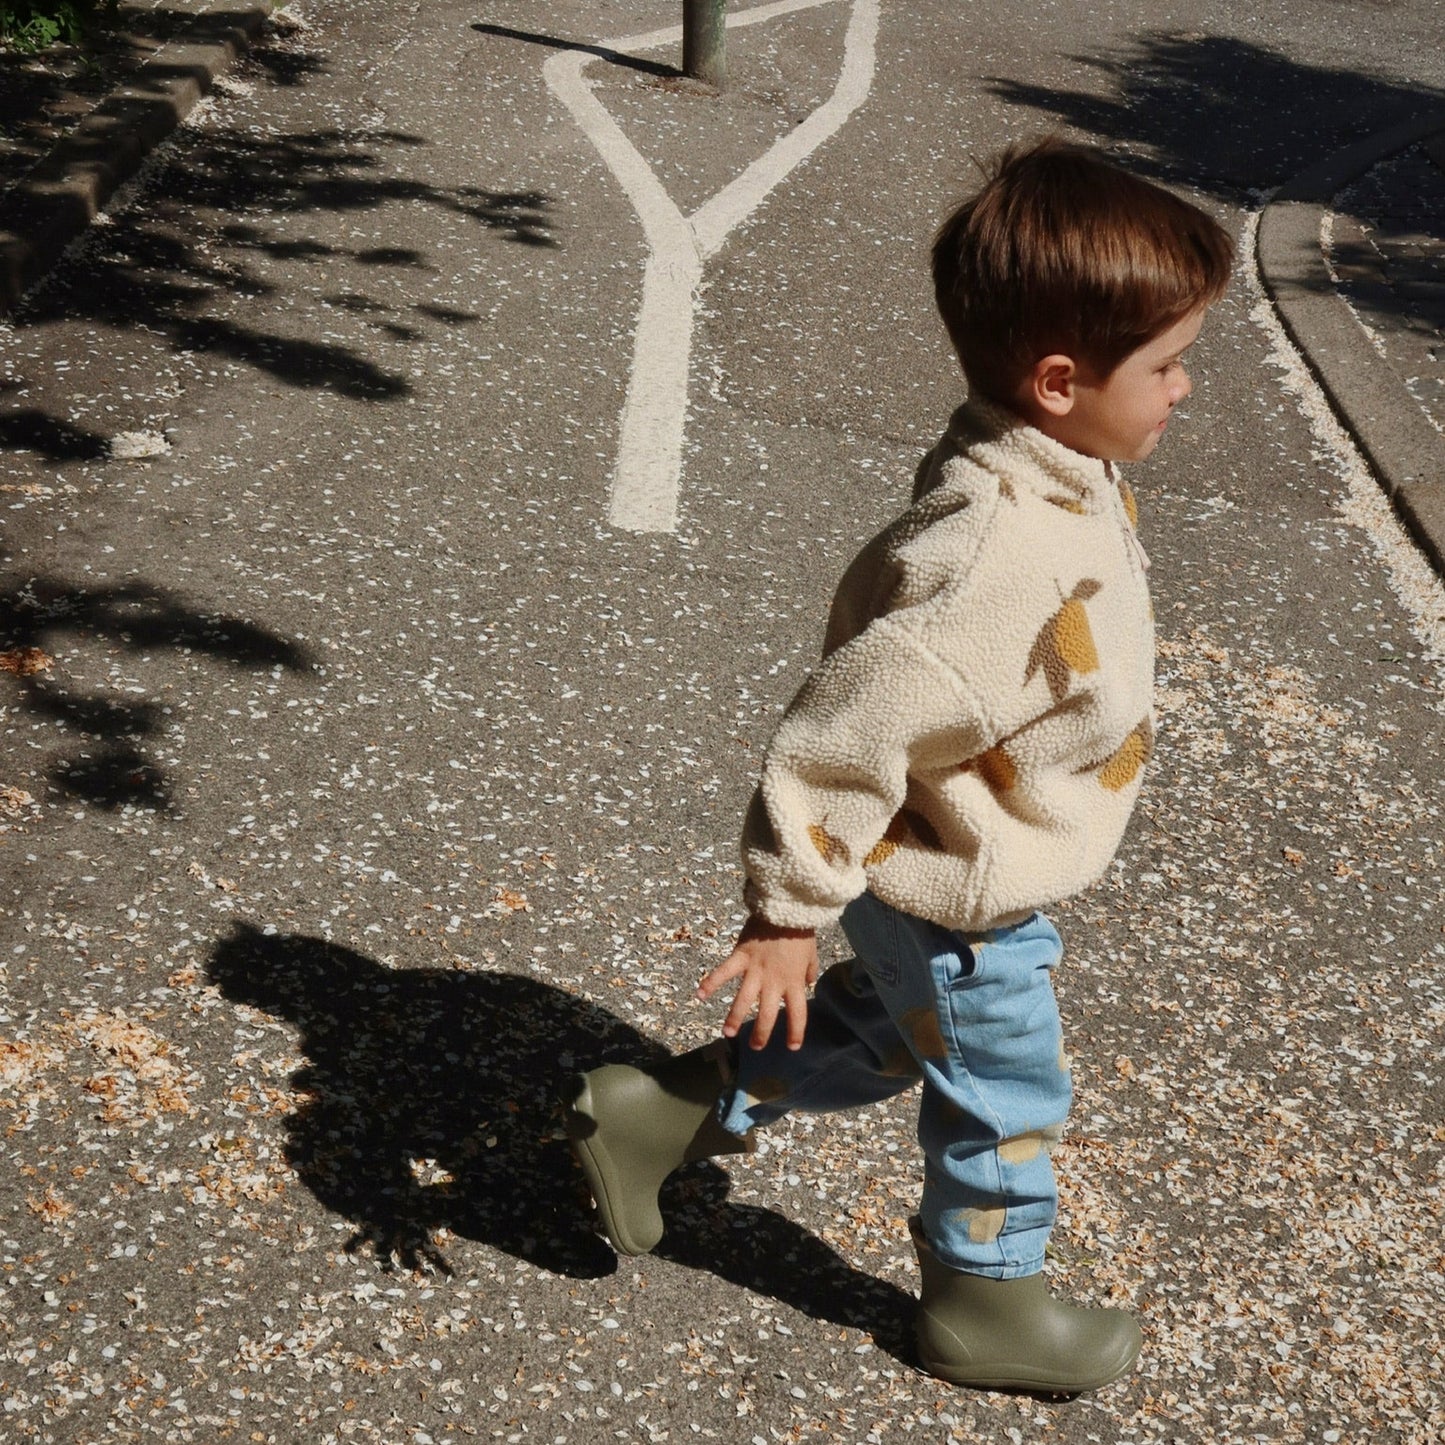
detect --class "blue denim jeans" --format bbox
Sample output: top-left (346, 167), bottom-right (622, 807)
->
top-left (716, 892), bottom-right (1070, 1278)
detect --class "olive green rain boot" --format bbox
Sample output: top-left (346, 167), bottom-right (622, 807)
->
top-left (564, 1042), bottom-right (755, 1256)
top-left (911, 1218), bottom-right (1142, 1394)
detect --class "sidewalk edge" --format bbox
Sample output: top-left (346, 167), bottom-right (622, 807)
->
top-left (1257, 111), bottom-right (1445, 577)
top-left (0, 4), bottom-right (275, 317)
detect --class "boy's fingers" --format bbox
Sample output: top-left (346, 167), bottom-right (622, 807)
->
top-left (696, 954), bottom-right (743, 1000)
top-left (747, 1021), bottom-right (769, 1050)
top-left (749, 989), bottom-right (780, 1050)
top-left (785, 990), bottom-right (808, 1050)
top-left (721, 975), bottom-right (759, 1039)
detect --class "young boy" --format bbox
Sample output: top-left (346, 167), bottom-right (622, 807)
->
top-left (565, 138), bottom-right (1233, 1395)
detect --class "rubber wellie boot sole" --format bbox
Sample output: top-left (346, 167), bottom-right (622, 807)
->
top-left (918, 1328), bottom-right (1141, 1395)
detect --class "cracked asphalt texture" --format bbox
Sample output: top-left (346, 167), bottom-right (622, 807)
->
top-left (1, 2), bottom-right (1443, 1442)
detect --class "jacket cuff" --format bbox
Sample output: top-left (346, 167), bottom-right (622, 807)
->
top-left (742, 878), bottom-right (847, 932)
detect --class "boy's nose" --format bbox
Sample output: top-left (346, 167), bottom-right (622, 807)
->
top-left (1172, 371), bottom-right (1192, 405)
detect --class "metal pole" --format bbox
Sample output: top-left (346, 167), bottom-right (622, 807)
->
top-left (682, 0), bottom-right (726, 89)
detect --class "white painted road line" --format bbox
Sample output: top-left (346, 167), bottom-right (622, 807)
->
top-left (544, 0), bottom-right (881, 533)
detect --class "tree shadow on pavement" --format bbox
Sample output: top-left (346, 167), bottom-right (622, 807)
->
top-left (0, 400), bottom-right (110, 462)
top-left (0, 4), bottom-right (279, 193)
top-left (989, 31), bottom-right (1445, 353)
top-left (14, 120), bottom-right (556, 401)
top-left (206, 924), bottom-right (916, 1364)
top-left (988, 30), bottom-right (1445, 200)
top-left (6, 16), bottom-right (556, 412)
top-left (0, 575), bottom-right (312, 810)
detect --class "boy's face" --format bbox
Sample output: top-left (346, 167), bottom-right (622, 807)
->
top-left (1050, 307), bottom-right (1206, 463)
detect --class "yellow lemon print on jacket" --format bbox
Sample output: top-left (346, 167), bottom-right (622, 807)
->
top-left (1098, 717), bottom-right (1155, 792)
top-left (1118, 476), bottom-right (1140, 530)
top-left (808, 823), bottom-right (846, 865)
top-left (864, 808), bottom-right (944, 867)
top-left (1027, 579), bottom-right (1103, 702)
top-left (1042, 492), bottom-right (1086, 516)
top-left (964, 743), bottom-right (1017, 793)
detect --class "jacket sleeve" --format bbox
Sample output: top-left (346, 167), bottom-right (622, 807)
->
top-left (741, 616), bottom-right (990, 930)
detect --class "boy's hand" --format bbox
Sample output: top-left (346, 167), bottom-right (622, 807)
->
top-left (696, 916), bottom-right (819, 1052)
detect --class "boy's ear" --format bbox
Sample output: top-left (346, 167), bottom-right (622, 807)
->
top-left (1019, 354), bottom-right (1079, 419)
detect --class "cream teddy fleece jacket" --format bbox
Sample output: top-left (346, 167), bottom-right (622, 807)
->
top-left (741, 398), bottom-right (1156, 934)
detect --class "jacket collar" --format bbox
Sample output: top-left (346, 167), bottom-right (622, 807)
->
top-left (945, 397), bottom-right (1117, 517)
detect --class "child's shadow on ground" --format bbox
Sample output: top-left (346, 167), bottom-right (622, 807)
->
top-left (207, 925), bottom-right (914, 1361)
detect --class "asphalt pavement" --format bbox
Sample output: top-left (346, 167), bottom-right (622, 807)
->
top-left (2, 3), bottom-right (1444, 1444)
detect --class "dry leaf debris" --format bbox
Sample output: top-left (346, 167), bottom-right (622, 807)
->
top-left (1, 6), bottom-right (1443, 1444)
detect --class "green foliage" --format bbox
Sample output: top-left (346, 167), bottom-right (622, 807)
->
top-left (0, 0), bottom-right (118, 54)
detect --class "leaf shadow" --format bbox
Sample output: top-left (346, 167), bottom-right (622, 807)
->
top-left (986, 30), bottom-right (1445, 361)
top-left (987, 30), bottom-right (1445, 199)
top-left (0, 408), bottom-right (110, 462)
top-left (0, 575), bottom-right (313, 810)
top-left (5, 15), bottom-right (558, 420)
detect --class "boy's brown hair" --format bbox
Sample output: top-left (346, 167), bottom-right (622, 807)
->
top-left (932, 138), bottom-right (1234, 400)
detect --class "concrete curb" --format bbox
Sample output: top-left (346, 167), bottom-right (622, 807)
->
top-left (0, 4), bottom-right (275, 316)
top-left (1257, 111), bottom-right (1445, 578)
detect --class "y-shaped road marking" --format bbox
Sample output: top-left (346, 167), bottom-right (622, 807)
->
top-left (544, 0), bottom-right (881, 533)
